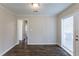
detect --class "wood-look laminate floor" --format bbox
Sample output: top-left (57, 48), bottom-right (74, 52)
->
top-left (3, 44), bottom-right (70, 56)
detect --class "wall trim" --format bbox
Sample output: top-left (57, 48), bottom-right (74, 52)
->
top-left (28, 43), bottom-right (57, 45)
top-left (0, 43), bottom-right (17, 56)
top-left (61, 45), bottom-right (73, 56)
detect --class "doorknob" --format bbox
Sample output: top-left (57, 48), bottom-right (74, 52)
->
top-left (76, 39), bottom-right (79, 41)
top-left (75, 34), bottom-right (79, 41)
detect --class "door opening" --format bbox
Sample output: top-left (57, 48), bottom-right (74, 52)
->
top-left (17, 19), bottom-right (28, 48)
top-left (61, 16), bottom-right (74, 55)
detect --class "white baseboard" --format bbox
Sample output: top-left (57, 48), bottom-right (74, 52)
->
top-left (0, 43), bottom-right (17, 56)
top-left (61, 45), bottom-right (73, 56)
top-left (16, 41), bottom-right (19, 45)
top-left (28, 43), bottom-right (57, 45)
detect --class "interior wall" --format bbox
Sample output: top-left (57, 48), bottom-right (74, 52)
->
top-left (17, 19), bottom-right (26, 42)
top-left (0, 5), bottom-right (17, 55)
top-left (17, 16), bottom-right (57, 45)
top-left (57, 4), bottom-right (79, 46)
top-left (17, 20), bottom-right (23, 41)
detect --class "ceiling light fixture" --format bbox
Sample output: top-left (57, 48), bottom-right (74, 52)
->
top-left (32, 3), bottom-right (40, 12)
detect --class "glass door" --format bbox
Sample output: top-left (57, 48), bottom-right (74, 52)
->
top-left (61, 16), bottom-right (73, 55)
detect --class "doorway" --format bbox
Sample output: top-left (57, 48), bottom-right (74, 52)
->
top-left (17, 19), bottom-right (28, 48)
top-left (61, 16), bottom-right (74, 55)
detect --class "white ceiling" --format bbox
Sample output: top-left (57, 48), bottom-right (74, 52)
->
top-left (1, 3), bottom-right (72, 16)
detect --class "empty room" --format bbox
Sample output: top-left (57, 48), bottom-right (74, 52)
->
top-left (0, 3), bottom-right (79, 56)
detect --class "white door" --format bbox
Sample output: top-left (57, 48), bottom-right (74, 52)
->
top-left (61, 13), bottom-right (79, 56)
top-left (74, 13), bottom-right (79, 56)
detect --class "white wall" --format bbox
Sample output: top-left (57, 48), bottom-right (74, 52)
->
top-left (17, 16), bottom-right (57, 45)
top-left (0, 5), bottom-right (17, 55)
top-left (17, 20), bottom-right (23, 41)
top-left (57, 4), bottom-right (79, 46)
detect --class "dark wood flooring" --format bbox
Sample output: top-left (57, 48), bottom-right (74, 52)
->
top-left (3, 40), bottom-right (70, 56)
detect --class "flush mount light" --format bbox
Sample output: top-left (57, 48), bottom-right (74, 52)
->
top-left (32, 3), bottom-right (40, 12)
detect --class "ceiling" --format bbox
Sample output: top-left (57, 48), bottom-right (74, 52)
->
top-left (1, 3), bottom-right (72, 16)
